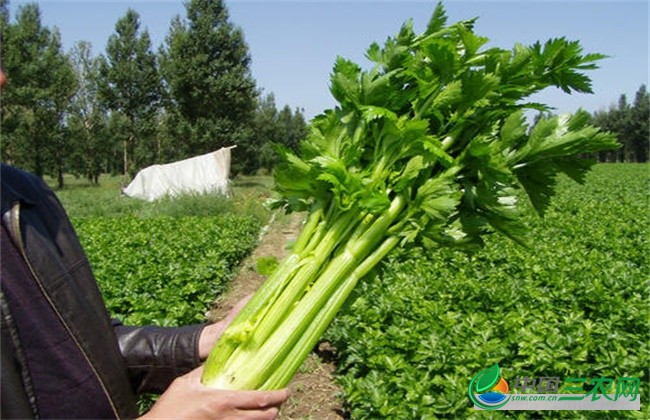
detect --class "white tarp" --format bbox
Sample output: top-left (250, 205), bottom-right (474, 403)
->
top-left (123, 146), bottom-right (235, 201)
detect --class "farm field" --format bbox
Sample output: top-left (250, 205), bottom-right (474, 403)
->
top-left (52, 175), bottom-right (274, 326)
top-left (50, 164), bottom-right (647, 418)
top-left (326, 163), bottom-right (649, 418)
top-left (53, 173), bottom-right (273, 220)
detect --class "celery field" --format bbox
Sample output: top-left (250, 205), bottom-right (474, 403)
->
top-left (58, 175), bottom-right (273, 326)
top-left (326, 163), bottom-right (649, 418)
top-left (59, 164), bottom-right (647, 417)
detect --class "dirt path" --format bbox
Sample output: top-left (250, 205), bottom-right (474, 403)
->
top-left (207, 212), bottom-right (345, 419)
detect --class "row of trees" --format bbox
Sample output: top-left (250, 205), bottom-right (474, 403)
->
top-left (1, 0), bottom-right (307, 188)
top-left (1, 0), bottom-right (646, 189)
top-left (591, 84), bottom-right (649, 163)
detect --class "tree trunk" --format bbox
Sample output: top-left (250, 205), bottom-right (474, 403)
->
top-left (123, 139), bottom-right (128, 175)
top-left (57, 168), bottom-right (64, 190)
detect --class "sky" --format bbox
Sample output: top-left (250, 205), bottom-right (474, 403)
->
top-left (7, 0), bottom-right (650, 120)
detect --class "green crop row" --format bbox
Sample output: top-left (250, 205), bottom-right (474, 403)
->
top-left (326, 164), bottom-right (649, 419)
top-left (74, 215), bottom-right (260, 326)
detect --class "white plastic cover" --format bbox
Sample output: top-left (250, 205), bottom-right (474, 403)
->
top-left (123, 146), bottom-right (235, 201)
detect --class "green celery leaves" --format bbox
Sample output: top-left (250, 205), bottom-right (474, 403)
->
top-left (203, 2), bottom-right (618, 391)
top-left (273, 3), bottom-right (617, 249)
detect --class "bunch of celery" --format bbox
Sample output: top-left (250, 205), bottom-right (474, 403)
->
top-left (202, 4), bottom-right (617, 390)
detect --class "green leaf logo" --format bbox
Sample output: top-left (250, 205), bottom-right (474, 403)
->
top-left (468, 364), bottom-right (511, 410)
top-left (475, 363), bottom-right (500, 392)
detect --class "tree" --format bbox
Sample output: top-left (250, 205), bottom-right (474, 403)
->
top-left (253, 93), bottom-right (280, 171)
top-left (45, 30), bottom-right (78, 189)
top-left (0, 3), bottom-right (76, 187)
top-left (0, 0), bottom-right (8, 52)
top-left (630, 85), bottom-right (649, 162)
top-left (160, 0), bottom-right (257, 173)
top-left (591, 110), bottom-right (616, 162)
top-left (251, 93), bottom-right (308, 172)
top-left (591, 84), bottom-right (649, 163)
top-left (277, 104), bottom-right (307, 154)
top-left (98, 9), bottom-right (162, 176)
top-left (616, 94), bottom-right (632, 162)
top-left (68, 41), bottom-right (110, 184)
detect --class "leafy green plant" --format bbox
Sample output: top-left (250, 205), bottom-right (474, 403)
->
top-left (326, 164), bottom-right (649, 418)
top-left (76, 215), bottom-right (259, 326)
top-left (256, 256), bottom-right (279, 276)
top-left (201, 3), bottom-right (617, 390)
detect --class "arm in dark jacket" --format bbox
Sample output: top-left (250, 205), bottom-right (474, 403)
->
top-left (112, 321), bottom-right (206, 394)
top-left (1, 164), bottom-right (208, 397)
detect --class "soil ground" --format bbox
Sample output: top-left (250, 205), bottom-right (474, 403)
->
top-left (207, 211), bottom-right (345, 419)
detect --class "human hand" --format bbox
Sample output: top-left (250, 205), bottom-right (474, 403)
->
top-left (141, 365), bottom-right (290, 420)
top-left (198, 295), bottom-right (251, 360)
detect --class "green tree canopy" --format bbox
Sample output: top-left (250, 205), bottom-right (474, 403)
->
top-left (98, 8), bottom-right (162, 176)
top-left (44, 29), bottom-right (78, 188)
top-left (252, 93), bottom-right (308, 172)
top-left (159, 0), bottom-right (257, 173)
top-left (0, 3), bottom-right (76, 186)
top-left (68, 41), bottom-right (111, 184)
top-left (630, 85), bottom-right (649, 162)
top-left (591, 84), bottom-right (649, 162)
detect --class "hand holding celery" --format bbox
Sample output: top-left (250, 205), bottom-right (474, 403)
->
top-left (202, 4), bottom-right (618, 390)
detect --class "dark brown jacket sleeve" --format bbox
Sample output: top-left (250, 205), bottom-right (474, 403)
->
top-left (113, 321), bottom-right (206, 394)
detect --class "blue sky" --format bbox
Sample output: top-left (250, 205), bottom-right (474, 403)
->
top-left (8, 0), bottom-right (649, 120)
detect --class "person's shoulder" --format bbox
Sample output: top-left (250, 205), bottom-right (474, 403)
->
top-left (1, 164), bottom-right (50, 210)
top-left (2, 163), bottom-right (37, 180)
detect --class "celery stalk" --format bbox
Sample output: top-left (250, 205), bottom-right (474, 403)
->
top-left (202, 3), bottom-right (618, 390)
